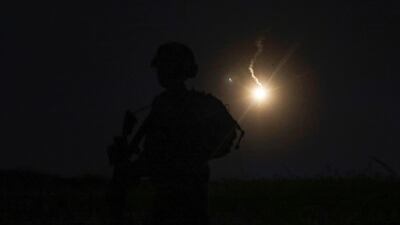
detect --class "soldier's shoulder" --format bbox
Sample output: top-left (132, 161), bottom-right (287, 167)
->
top-left (188, 89), bottom-right (227, 111)
top-left (188, 89), bottom-right (220, 102)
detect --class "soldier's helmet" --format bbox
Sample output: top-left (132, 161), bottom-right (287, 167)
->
top-left (151, 42), bottom-right (198, 88)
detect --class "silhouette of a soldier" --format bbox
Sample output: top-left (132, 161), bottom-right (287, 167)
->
top-left (107, 42), bottom-right (243, 225)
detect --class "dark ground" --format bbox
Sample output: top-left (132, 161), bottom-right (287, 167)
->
top-left (1, 170), bottom-right (399, 225)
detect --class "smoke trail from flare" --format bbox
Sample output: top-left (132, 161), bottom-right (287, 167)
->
top-left (248, 38), bottom-right (264, 87)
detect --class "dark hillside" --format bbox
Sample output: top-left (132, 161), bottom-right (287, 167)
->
top-left (1, 171), bottom-right (399, 225)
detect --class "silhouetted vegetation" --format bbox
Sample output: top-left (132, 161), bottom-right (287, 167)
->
top-left (1, 170), bottom-right (399, 225)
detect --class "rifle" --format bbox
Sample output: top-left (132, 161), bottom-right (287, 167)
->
top-left (107, 105), bottom-right (151, 167)
top-left (107, 110), bottom-right (137, 167)
top-left (109, 106), bottom-right (152, 183)
top-left (105, 107), bottom-right (149, 223)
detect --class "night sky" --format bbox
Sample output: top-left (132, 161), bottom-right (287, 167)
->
top-left (1, 0), bottom-right (398, 179)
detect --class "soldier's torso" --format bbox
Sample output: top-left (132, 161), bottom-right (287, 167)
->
top-left (142, 89), bottom-right (211, 180)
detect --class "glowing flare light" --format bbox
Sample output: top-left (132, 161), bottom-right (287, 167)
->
top-left (252, 86), bottom-right (269, 102)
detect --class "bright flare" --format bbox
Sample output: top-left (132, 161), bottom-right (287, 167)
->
top-left (252, 86), bottom-right (269, 102)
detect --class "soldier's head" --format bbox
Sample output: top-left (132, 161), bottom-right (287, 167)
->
top-left (151, 42), bottom-right (198, 89)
